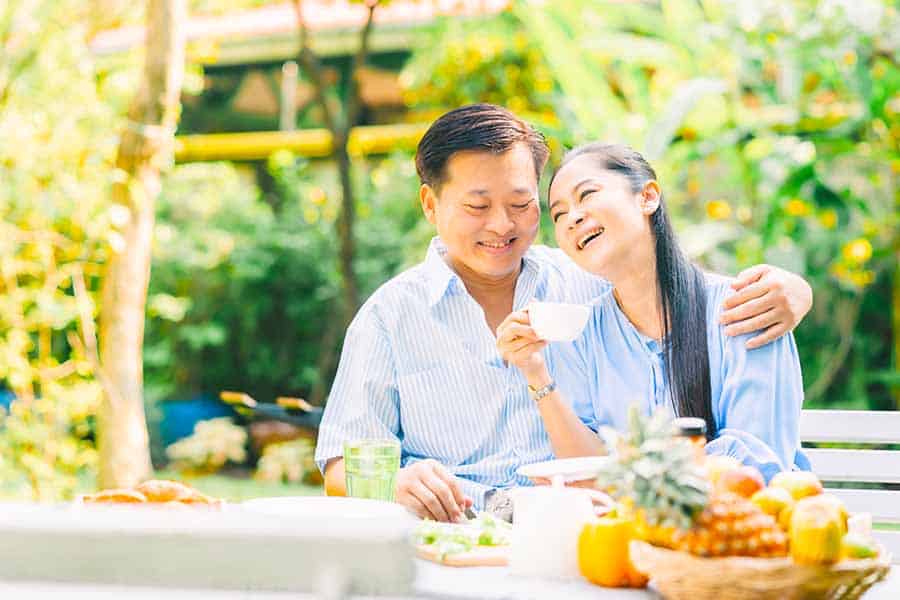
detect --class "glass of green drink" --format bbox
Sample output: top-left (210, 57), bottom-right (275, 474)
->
top-left (343, 439), bottom-right (401, 501)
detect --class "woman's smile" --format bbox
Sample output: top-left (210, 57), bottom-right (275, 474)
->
top-left (575, 226), bottom-right (605, 251)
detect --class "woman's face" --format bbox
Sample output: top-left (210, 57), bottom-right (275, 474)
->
top-left (547, 154), bottom-right (659, 280)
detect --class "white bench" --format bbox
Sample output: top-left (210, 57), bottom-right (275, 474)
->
top-left (800, 409), bottom-right (900, 563)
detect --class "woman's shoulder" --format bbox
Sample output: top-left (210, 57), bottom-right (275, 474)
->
top-left (702, 272), bottom-right (736, 302)
top-left (700, 272), bottom-right (739, 356)
top-left (701, 271), bottom-right (740, 325)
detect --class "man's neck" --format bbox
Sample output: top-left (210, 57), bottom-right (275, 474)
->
top-left (445, 255), bottom-right (521, 333)
top-left (444, 253), bottom-right (520, 300)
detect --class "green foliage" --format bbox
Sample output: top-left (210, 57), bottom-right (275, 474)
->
top-left (0, 382), bottom-right (100, 501)
top-left (165, 417), bottom-right (247, 475)
top-left (145, 151), bottom-right (423, 404)
top-left (0, 0), bottom-right (135, 499)
top-left (401, 13), bottom-right (557, 119)
top-left (513, 0), bottom-right (900, 409)
top-left (255, 438), bottom-right (317, 485)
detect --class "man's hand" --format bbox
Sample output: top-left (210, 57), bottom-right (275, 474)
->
top-left (720, 264), bottom-right (813, 349)
top-left (496, 310), bottom-right (550, 386)
top-left (395, 459), bottom-right (473, 523)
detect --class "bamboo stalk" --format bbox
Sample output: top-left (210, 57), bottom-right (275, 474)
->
top-left (173, 123), bottom-right (428, 162)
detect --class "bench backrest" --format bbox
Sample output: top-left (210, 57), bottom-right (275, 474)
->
top-left (800, 409), bottom-right (900, 564)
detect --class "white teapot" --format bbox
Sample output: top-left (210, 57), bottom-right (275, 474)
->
top-left (508, 475), bottom-right (596, 579)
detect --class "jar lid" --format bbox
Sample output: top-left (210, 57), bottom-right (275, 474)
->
top-left (673, 417), bottom-right (707, 437)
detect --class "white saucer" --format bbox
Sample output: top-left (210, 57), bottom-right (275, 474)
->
top-left (516, 456), bottom-right (611, 482)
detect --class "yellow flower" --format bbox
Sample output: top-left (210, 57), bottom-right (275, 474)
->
top-left (784, 198), bottom-right (811, 217)
top-left (849, 270), bottom-right (875, 287)
top-left (818, 209), bottom-right (838, 229)
top-left (842, 238), bottom-right (873, 264)
top-left (706, 200), bottom-right (731, 220)
top-left (534, 77), bottom-right (553, 93)
top-left (686, 179), bottom-right (700, 195)
top-left (508, 96), bottom-right (527, 113)
top-left (308, 187), bottom-right (327, 206)
top-left (303, 206), bottom-right (319, 224)
top-left (842, 51), bottom-right (857, 67)
top-left (680, 126), bottom-right (697, 141)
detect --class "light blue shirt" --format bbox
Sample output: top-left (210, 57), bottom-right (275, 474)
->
top-left (559, 273), bottom-right (809, 482)
top-left (315, 237), bottom-right (609, 508)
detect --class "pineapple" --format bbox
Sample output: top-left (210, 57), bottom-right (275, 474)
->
top-left (596, 407), bottom-right (788, 558)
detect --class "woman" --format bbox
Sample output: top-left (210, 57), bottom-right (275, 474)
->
top-left (496, 143), bottom-right (808, 481)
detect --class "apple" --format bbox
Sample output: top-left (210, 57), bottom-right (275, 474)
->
top-left (799, 494), bottom-right (849, 534)
top-left (716, 465), bottom-right (765, 498)
top-left (703, 455), bottom-right (741, 487)
top-left (750, 486), bottom-right (794, 519)
top-left (769, 471), bottom-right (824, 501)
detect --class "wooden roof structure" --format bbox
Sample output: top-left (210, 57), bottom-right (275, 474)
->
top-left (91, 0), bottom-right (510, 65)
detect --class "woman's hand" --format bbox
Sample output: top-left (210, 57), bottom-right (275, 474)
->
top-left (496, 310), bottom-right (550, 385)
top-left (720, 264), bottom-right (813, 349)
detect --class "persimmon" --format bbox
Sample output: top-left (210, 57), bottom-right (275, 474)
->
top-left (578, 516), bottom-right (648, 588)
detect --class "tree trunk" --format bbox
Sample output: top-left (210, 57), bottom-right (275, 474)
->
top-left (292, 0), bottom-right (377, 325)
top-left (334, 132), bottom-right (359, 317)
top-left (97, 0), bottom-right (186, 489)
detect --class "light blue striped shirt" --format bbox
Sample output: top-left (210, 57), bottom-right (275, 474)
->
top-left (560, 273), bottom-right (809, 482)
top-left (315, 237), bottom-right (609, 508)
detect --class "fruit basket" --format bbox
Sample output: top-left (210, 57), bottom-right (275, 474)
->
top-left (630, 540), bottom-right (891, 600)
top-left (586, 408), bottom-right (893, 599)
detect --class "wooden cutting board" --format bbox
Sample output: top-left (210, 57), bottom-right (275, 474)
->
top-left (415, 543), bottom-right (510, 567)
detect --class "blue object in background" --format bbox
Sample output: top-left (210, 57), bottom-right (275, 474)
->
top-left (0, 388), bottom-right (14, 411)
top-left (158, 393), bottom-right (237, 448)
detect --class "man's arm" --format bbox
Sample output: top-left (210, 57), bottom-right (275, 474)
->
top-left (719, 264), bottom-right (813, 349)
top-left (324, 457), bottom-right (347, 496)
top-left (315, 303), bottom-right (472, 523)
top-left (314, 304), bottom-right (401, 490)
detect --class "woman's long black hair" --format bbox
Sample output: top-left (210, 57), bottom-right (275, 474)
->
top-left (551, 143), bottom-right (715, 438)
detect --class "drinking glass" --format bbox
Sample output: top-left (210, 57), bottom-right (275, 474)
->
top-left (343, 439), bottom-right (401, 501)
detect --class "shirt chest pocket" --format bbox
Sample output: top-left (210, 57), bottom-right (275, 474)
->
top-left (397, 360), bottom-right (508, 464)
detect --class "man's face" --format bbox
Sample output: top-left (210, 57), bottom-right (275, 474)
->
top-left (420, 143), bottom-right (541, 281)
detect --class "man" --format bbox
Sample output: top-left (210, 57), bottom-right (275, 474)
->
top-left (315, 104), bottom-right (813, 523)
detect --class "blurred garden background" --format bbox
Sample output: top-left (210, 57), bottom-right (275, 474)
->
top-left (1, 0), bottom-right (898, 502)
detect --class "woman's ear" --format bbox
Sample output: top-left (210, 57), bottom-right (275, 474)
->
top-left (420, 184), bottom-right (438, 225)
top-left (640, 181), bottom-right (661, 215)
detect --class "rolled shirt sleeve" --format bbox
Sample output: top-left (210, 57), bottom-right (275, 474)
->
top-left (708, 324), bottom-right (808, 482)
top-left (314, 304), bottom-right (401, 474)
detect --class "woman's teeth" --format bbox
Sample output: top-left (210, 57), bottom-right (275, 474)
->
top-left (577, 227), bottom-right (604, 250)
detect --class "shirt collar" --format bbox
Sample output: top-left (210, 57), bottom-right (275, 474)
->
top-left (423, 237), bottom-right (459, 307)
top-left (422, 236), bottom-right (545, 307)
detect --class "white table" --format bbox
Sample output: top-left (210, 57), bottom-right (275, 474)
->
top-left (1, 560), bottom-right (897, 599)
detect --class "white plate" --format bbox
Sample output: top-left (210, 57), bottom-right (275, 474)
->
top-left (240, 496), bottom-right (412, 520)
top-left (516, 456), bottom-right (611, 482)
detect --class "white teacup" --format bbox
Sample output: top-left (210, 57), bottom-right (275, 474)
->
top-left (528, 302), bottom-right (591, 342)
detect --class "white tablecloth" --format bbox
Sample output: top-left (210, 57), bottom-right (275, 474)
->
top-left (1, 560), bottom-right (897, 599)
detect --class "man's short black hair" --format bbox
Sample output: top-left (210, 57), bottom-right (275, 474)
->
top-left (415, 103), bottom-right (549, 190)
